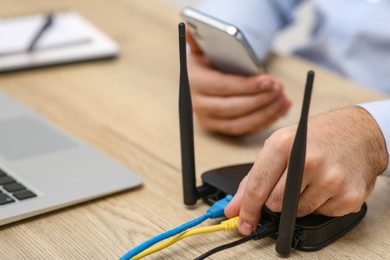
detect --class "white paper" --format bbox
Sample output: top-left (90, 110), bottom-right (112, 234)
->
top-left (0, 11), bottom-right (118, 71)
top-left (0, 12), bottom-right (91, 55)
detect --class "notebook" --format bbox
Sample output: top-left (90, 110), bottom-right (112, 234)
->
top-left (0, 92), bottom-right (142, 226)
top-left (0, 11), bottom-right (118, 72)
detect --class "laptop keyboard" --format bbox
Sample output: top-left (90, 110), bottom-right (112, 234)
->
top-left (0, 168), bottom-right (37, 205)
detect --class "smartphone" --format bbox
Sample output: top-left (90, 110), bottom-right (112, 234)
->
top-left (181, 7), bottom-right (266, 76)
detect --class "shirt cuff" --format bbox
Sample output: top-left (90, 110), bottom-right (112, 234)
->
top-left (358, 99), bottom-right (390, 176)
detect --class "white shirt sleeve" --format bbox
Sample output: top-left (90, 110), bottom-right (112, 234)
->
top-left (195, 0), bottom-right (300, 61)
top-left (358, 100), bottom-right (390, 176)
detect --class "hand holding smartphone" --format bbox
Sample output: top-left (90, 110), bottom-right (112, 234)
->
top-left (180, 7), bottom-right (290, 136)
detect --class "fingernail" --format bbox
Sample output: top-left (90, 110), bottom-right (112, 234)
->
top-left (259, 80), bottom-right (271, 90)
top-left (273, 83), bottom-right (282, 93)
top-left (240, 222), bottom-right (253, 235)
top-left (286, 99), bottom-right (292, 108)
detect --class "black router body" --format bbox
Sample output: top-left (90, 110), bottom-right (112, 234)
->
top-left (178, 22), bottom-right (366, 256)
top-left (200, 164), bottom-right (367, 252)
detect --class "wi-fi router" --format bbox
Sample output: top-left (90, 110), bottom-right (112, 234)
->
top-left (178, 22), bottom-right (366, 256)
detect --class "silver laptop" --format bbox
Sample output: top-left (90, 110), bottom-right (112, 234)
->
top-left (0, 92), bottom-right (142, 225)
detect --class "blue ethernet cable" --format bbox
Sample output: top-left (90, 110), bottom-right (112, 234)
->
top-left (120, 195), bottom-right (232, 260)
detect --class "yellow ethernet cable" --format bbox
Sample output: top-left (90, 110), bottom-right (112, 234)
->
top-left (131, 217), bottom-right (239, 260)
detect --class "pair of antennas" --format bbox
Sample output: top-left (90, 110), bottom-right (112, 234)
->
top-left (177, 22), bottom-right (366, 256)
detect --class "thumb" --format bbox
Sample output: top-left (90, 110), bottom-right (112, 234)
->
top-left (224, 175), bottom-right (249, 218)
top-left (185, 29), bottom-right (203, 54)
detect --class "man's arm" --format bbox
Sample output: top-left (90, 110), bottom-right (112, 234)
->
top-left (224, 105), bottom-right (389, 235)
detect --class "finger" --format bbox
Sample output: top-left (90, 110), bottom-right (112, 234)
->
top-left (294, 165), bottom-right (343, 216)
top-left (295, 184), bottom-right (334, 217)
top-left (314, 191), bottom-right (365, 217)
top-left (189, 66), bottom-right (275, 96)
top-left (193, 86), bottom-right (283, 119)
top-left (185, 30), bottom-right (203, 54)
top-left (238, 146), bottom-right (289, 235)
top-left (265, 161), bottom-right (312, 213)
top-left (197, 95), bottom-right (291, 136)
top-left (224, 175), bottom-right (249, 218)
top-left (264, 169), bottom-right (288, 213)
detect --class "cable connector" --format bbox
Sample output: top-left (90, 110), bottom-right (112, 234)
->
top-left (197, 184), bottom-right (216, 199)
top-left (253, 221), bottom-right (278, 240)
top-left (220, 216), bottom-right (239, 231)
top-left (195, 220), bottom-right (278, 259)
top-left (206, 194), bottom-right (233, 219)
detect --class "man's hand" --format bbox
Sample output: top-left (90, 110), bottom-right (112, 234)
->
top-left (224, 106), bottom-right (389, 235)
top-left (186, 31), bottom-right (291, 136)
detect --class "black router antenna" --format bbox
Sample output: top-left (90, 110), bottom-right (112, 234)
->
top-left (276, 70), bottom-right (314, 256)
top-left (178, 22), bottom-right (199, 206)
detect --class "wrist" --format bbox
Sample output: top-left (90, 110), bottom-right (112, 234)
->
top-left (349, 106), bottom-right (389, 175)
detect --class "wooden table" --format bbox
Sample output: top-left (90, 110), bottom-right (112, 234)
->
top-left (1, 0), bottom-right (389, 259)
